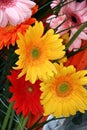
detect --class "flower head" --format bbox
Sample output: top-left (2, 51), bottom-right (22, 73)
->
top-left (40, 63), bottom-right (87, 117)
top-left (8, 70), bottom-right (43, 117)
top-left (48, 0), bottom-right (87, 51)
top-left (14, 21), bottom-right (65, 83)
top-left (65, 40), bottom-right (87, 70)
top-left (0, 0), bottom-right (36, 27)
top-left (0, 18), bottom-right (36, 49)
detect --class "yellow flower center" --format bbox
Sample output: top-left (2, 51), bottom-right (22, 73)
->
top-left (31, 48), bottom-right (40, 59)
top-left (56, 82), bottom-right (73, 97)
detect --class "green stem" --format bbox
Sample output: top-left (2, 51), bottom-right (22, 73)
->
top-left (65, 22), bottom-right (87, 50)
top-left (7, 110), bottom-right (15, 130)
top-left (38, 1), bottom-right (52, 11)
top-left (16, 115), bottom-right (28, 130)
top-left (22, 116), bottom-right (28, 129)
top-left (1, 102), bottom-right (13, 130)
top-left (29, 117), bottom-right (66, 130)
top-left (67, 45), bottom-right (87, 58)
top-left (16, 115), bottom-right (24, 130)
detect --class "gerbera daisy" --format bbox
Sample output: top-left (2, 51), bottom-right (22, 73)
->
top-left (40, 63), bottom-right (87, 117)
top-left (65, 40), bottom-right (87, 70)
top-left (0, 0), bottom-right (36, 27)
top-left (14, 21), bottom-right (65, 84)
top-left (48, 0), bottom-right (87, 51)
top-left (8, 70), bottom-right (43, 117)
top-left (0, 18), bottom-right (36, 49)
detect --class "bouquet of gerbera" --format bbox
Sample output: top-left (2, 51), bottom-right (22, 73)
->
top-left (1, 0), bottom-right (87, 130)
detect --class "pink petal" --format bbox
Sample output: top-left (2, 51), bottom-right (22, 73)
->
top-left (16, 2), bottom-right (31, 13)
top-left (0, 11), bottom-right (8, 27)
top-left (76, 1), bottom-right (86, 11)
top-left (14, 6), bottom-right (25, 22)
top-left (25, 9), bottom-right (32, 18)
top-left (16, 2), bottom-right (32, 18)
top-left (6, 7), bottom-right (20, 25)
top-left (69, 38), bottom-right (81, 51)
top-left (78, 7), bottom-right (87, 16)
top-left (82, 16), bottom-right (87, 23)
top-left (50, 0), bottom-right (59, 9)
top-left (67, 1), bottom-right (76, 11)
top-left (79, 31), bottom-right (87, 40)
top-left (46, 15), bottom-right (56, 23)
top-left (16, 3), bottom-right (28, 19)
top-left (0, 10), bottom-right (3, 24)
top-left (18, 0), bottom-right (36, 8)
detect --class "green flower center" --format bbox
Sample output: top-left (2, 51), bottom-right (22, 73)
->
top-left (56, 81), bottom-right (72, 97)
top-left (59, 83), bottom-right (69, 93)
top-left (31, 48), bottom-right (40, 59)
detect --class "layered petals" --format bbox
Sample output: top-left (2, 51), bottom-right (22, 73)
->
top-left (0, 18), bottom-right (36, 49)
top-left (40, 63), bottom-right (87, 117)
top-left (8, 70), bottom-right (43, 117)
top-left (0, 0), bottom-right (36, 27)
top-left (14, 21), bottom-right (65, 83)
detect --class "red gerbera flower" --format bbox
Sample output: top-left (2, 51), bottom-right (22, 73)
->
top-left (65, 40), bottom-right (87, 70)
top-left (8, 70), bottom-right (43, 117)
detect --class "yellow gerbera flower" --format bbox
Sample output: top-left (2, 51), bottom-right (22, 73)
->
top-left (14, 21), bottom-right (65, 83)
top-left (40, 63), bottom-right (87, 117)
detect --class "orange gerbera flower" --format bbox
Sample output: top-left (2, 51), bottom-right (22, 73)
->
top-left (0, 18), bottom-right (36, 50)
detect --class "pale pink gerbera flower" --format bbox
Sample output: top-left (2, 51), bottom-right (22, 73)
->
top-left (0, 0), bottom-right (36, 27)
top-left (48, 0), bottom-right (87, 51)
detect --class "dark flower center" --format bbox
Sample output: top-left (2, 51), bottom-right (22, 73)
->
top-left (76, 0), bottom-right (84, 2)
top-left (71, 16), bottom-right (77, 23)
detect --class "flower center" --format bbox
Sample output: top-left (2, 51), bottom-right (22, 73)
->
top-left (70, 13), bottom-right (81, 25)
top-left (31, 48), bottom-right (40, 59)
top-left (71, 16), bottom-right (77, 23)
top-left (0, 0), bottom-right (16, 9)
top-left (56, 82), bottom-right (73, 97)
top-left (28, 87), bottom-right (33, 92)
top-left (76, 0), bottom-right (83, 2)
top-left (59, 83), bottom-right (69, 92)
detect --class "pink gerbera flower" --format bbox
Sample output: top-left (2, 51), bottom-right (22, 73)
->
top-left (48, 0), bottom-right (87, 51)
top-left (0, 0), bottom-right (36, 27)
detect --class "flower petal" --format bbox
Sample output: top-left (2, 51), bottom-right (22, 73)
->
top-left (18, 0), bottom-right (36, 8)
top-left (6, 7), bottom-right (20, 25)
